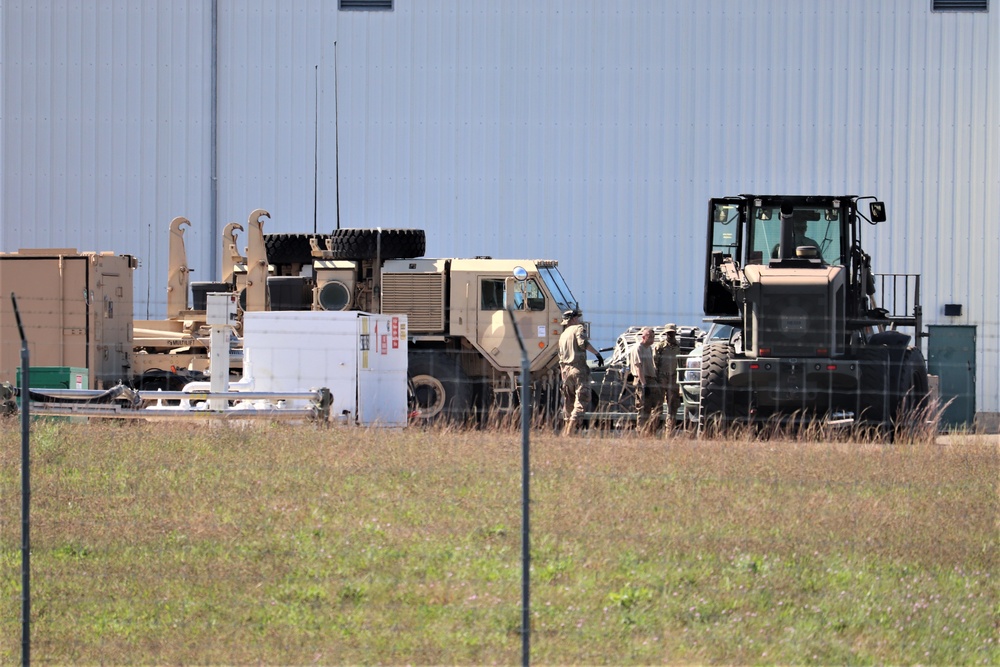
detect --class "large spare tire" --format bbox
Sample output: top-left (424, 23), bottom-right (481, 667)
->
top-left (328, 228), bottom-right (426, 261)
top-left (264, 233), bottom-right (332, 265)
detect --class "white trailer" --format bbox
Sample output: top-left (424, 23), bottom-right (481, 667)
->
top-left (241, 310), bottom-right (408, 427)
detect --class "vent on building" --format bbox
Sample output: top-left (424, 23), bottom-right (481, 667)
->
top-left (340, 0), bottom-right (393, 10)
top-left (932, 0), bottom-right (989, 11)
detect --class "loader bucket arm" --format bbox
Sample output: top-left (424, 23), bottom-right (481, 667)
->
top-left (245, 209), bottom-right (270, 312)
top-left (167, 216), bottom-right (191, 319)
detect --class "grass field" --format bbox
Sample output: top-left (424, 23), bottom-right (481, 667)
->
top-left (1, 420), bottom-right (997, 665)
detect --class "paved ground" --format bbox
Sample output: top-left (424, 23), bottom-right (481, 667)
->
top-left (936, 433), bottom-right (1000, 445)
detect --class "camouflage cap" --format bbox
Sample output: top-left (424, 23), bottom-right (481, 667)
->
top-left (663, 323), bottom-right (677, 333)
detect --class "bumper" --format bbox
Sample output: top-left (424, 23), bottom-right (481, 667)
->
top-left (727, 357), bottom-right (861, 408)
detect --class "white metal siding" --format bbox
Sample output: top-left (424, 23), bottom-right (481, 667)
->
top-left (1, 1), bottom-right (213, 318)
top-left (2, 0), bottom-right (998, 416)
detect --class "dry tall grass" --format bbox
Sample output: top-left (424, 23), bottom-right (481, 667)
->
top-left (1, 419), bottom-right (996, 664)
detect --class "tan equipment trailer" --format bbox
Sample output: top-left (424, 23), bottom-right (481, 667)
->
top-left (0, 208), bottom-right (275, 399)
top-left (3, 212), bottom-right (585, 424)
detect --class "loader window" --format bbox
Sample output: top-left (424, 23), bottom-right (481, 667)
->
top-left (754, 216), bottom-right (782, 264)
top-left (754, 207), bottom-right (844, 265)
top-left (711, 204), bottom-right (739, 260)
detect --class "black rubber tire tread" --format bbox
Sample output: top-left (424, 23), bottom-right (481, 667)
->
top-left (328, 228), bottom-right (426, 261)
top-left (699, 342), bottom-right (733, 431)
top-left (856, 346), bottom-right (889, 426)
top-left (892, 347), bottom-right (931, 430)
top-left (264, 233), bottom-right (331, 265)
top-left (408, 350), bottom-right (472, 422)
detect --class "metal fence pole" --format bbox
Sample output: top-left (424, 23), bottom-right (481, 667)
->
top-left (506, 307), bottom-right (530, 667)
top-left (12, 293), bottom-right (31, 666)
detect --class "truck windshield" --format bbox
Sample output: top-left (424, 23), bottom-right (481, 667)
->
top-left (538, 266), bottom-right (578, 312)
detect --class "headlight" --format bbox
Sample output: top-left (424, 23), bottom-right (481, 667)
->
top-left (684, 352), bottom-right (701, 381)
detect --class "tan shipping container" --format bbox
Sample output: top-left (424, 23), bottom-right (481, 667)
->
top-left (0, 249), bottom-right (137, 389)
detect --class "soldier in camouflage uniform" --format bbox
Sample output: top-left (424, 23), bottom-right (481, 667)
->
top-left (558, 309), bottom-right (603, 435)
top-left (652, 323), bottom-right (681, 432)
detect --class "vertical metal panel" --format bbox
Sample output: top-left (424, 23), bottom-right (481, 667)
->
top-left (2, 0), bottom-right (997, 415)
top-left (1, 0), bottom-right (211, 318)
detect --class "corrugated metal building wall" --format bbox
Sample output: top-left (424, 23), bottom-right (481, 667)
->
top-left (2, 0), bottom-right (998, 419)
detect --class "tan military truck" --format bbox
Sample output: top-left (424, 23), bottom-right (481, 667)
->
top-left (267, 227), bottom-right (583, 422)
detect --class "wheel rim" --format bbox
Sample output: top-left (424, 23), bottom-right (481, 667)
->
top-left (410, 374), bottom-right (447, 419)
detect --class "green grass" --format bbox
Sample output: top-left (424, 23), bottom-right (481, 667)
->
top-left (1, 420), bottom-right (997, 664)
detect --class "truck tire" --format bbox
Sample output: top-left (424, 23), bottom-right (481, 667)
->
top-left (408, 351), bottom-right (471, 422)
top-left (264, 233), bottom-right (331, 265)
top-left (699, 342), bottom-right (734, 432)
top-left (328, 228), bottom-right (426, 261)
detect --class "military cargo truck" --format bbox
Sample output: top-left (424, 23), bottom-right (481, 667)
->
top-left (260, 226), bottom-right (582, 421)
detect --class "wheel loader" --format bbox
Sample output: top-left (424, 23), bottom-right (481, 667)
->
top-left (698, 194), bottom-right (930, 433)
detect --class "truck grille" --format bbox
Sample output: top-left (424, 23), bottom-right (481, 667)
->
top-left (381, 273), bottom-right (445, 333)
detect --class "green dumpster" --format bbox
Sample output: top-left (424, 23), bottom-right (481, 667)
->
top-left (16, 366), bottom-right (89, 421)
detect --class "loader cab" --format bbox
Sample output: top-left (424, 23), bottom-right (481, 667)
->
top-left (704, 195), bottom-right (862, 317)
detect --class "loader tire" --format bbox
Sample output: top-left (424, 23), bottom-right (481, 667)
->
top-left (408, 350), bottom-right (471, 423)
top-left (328, 228), bottom-right (426, 261)
top-left (857, 346), bottom-right (889, 427)
top-left (699, 342), bottom-right (734, 433)
top-left (264, 233), bottom-right (331, 266)
top-left (891, 347), bottom-right (931, 438)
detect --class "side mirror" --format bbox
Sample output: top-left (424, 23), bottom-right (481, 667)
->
top-left (503, 277), bottom-right (517, 310)
top-left (870, 201), bottom-right (886, 223)
top-left (505, 267), bottom-right (528, 311)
